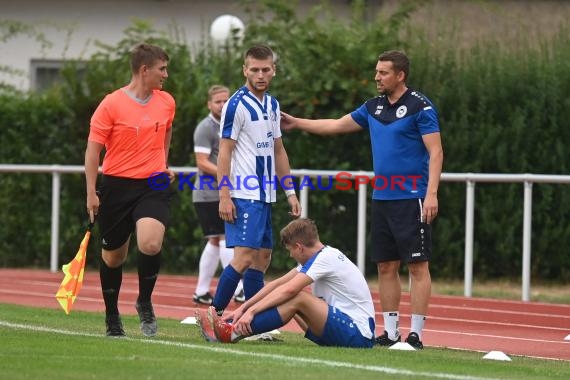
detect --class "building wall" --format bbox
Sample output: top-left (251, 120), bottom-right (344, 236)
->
top-left (0, 0), bottom-right (246, 90)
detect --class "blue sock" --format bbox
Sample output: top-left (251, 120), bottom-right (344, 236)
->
top-left (243, 268), bottom-right (264, 300)
top-left (251, 307), bottom-right (283, 335)
top-left (212, 265), bottom-right (241, 312)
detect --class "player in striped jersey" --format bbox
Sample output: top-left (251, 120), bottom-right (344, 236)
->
top-left (211, 45), bottom-right (301, 320)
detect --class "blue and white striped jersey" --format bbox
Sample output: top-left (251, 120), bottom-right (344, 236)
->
top-left (220, 86), bottom-right (281, 203)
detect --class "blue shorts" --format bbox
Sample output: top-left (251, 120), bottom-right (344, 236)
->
top-left (224, 198), bottom-right (272, 249)
top-left (305, 305), bottom-right (374, 348)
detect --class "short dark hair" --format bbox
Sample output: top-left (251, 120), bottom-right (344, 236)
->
top-left (378, 50), bottom-right (409, 81)
top-left (130, 43), bottom-right (169, 73)
top-left (244, 44), bottom-right (274, 62)
top-left (280, 218), bottom-right (319, 247)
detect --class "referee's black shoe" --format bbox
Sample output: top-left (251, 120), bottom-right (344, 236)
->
top-left (105, 314), bottom-right (125, 337)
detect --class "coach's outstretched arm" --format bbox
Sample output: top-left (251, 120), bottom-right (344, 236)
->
top-left (280, 111), bottom-right (362, 135)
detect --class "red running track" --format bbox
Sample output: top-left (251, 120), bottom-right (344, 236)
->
top-left (0, 269), bottom-right (569, 361)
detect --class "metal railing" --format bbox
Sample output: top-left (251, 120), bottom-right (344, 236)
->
top-left (1, 164), bottom-right (569, 301)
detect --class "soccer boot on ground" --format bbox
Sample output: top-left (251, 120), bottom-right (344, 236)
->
top-left (207, 306), bottom-right (236, 343)
top-left (405, 332), bottom-right (424, 350)
top-left (374, 330), bottom-right (400, 346)
top-left (193, 292), bottom-right (213, 305)
top-left (135, 301), bottom-right (158, 337)
top-left (105, 314), bottom-right (125, 337)
top-left (195, 308), bottom-right (218, 342)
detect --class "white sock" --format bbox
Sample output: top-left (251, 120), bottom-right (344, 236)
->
top-left (410, 314), bottom-right (426, 339)
top-left (195, 242), bottom-right (220, 295)
top-left (383, 311), bottom-right (400, 340)
top-left (220, 240), bottom-right (243, 296)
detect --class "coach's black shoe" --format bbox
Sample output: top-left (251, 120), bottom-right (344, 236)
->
top-left (136, 301), bottom-right (157, 337)
top-left (105, 314), bottom-right (125, 337)
top-left (405, 332), bottom-right (424, 350)
top-left (374, 330), bottom-right (400, 347)
top-left (193, 292), bottom-right (213, 305)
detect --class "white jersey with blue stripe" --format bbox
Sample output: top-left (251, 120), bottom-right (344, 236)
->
top-left (220, 86), bottom-right (281, 203)
top-left (297, 245), bottom-right (376, 339)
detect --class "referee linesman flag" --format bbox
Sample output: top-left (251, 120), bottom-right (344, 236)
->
top-left (55, 220), bottom-right (94, 314)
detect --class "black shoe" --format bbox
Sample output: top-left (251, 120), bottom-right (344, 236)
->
top-left (105, 314), bottom-right (125, 337)
top-left (135, 301), bottom-right (157, 337)
top-left (233, 290), bottom-right (245, 303)
top-left (405, 332), bottom-right (424, 350)
top-left (374, 330), bottom-right (400, 346)
top-left (193, 292), bottom-right (213, 305)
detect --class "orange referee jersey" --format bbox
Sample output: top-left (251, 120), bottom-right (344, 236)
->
top-left (88, 88), bottom-right (176, 179)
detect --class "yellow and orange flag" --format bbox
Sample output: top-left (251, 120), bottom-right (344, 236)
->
top-left (55, 223), bottom-right (93, 314)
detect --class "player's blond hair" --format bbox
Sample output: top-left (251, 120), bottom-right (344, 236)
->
top-left (280, 218), bottom-right (319, 247)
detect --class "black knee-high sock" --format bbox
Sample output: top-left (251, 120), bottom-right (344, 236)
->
top-left (100, 259), bottom-right (122, 317)
top-left (138, 251), bottom-right (161, 303)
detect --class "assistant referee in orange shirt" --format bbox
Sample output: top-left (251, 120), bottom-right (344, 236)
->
top-left (84, 43), bottom-right (176, 338)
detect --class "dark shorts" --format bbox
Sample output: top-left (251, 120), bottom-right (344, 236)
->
top-left (194, 201), bottom-right (224, 237)
top-left (97, 175), bottom-right (173, 250)
top-left (370, 198), bottom-right (432, 264)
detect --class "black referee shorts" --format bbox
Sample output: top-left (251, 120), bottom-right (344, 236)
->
top-left (97, 175), bottom-right (173, 250)
top-left (370, 198), bottom-right (431, 264)
top-left (194, 201), bottom-right (225, 238)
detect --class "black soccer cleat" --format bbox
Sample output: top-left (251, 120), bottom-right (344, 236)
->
top-left (136, 301), bottom-right (158, 337)
top-left (405, 332), bottom-right (424, 350)
top-left (374, 330), bottom-right (400, 347)
top-left (105, 314), bottom-right (125, 337)
top-left (193, 292), bottom-right (213, 305)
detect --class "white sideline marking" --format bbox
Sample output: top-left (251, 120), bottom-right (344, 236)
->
top-left (0, 320), bottom-right (497, 380)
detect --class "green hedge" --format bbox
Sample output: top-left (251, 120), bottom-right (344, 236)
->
top-left (0, 0), bottom-right (568, 281)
